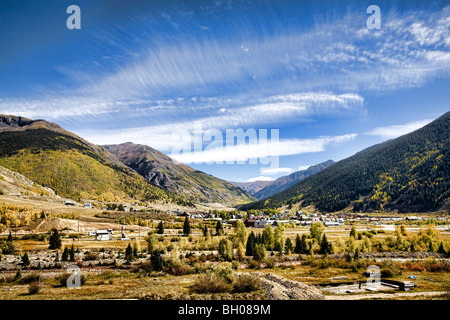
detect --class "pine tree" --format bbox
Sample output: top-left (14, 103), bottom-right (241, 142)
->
top-left (216, 220), bottom-right (224, 236)
top-left (354, 248), bottom-right (360, 260)
top-left (61, 246), bottom-right (69, 261)
top-left (246, 231), bottom-right (256, 256)
top-left (3, 231), bottom-right (15, 254)
top-left (22, 252), bottom-right (30, 267)
top-left (69, 244), bottom-right (76, 262)
top-left (218, 238), bottom-right (233, 261)
top-left (156, 221), bottom-right (164, 235)
top-left (14, 268), bottom-right (22, 281)
top-left (350, 226), bottom-right (357, 238)
top-left (150, 250), bottom-right (164, 271)
top-left (253, 243), bottom-right (267, 262)
top-left (262, 225), bottom-right (274, 250)
top-left (319, 234), bottom-right (331, 255)
top-left (285, 237), bottom-right (294, 254)
top-left (438, 241), bottom-right (447, 254)
top-left (48, 228), bottom-right (62, 250)
top-left (294, 234), bottom-right (302, 254)
top-left (125, 243), bottom-right (133, 263)
top-left (183, 217), bottom-right (191, 236)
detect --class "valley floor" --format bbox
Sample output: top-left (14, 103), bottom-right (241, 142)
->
top-left (0, 195), bottom-right (448, 300)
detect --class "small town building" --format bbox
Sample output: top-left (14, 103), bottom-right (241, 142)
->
top-left (94, 229), bottom-right (113, 241)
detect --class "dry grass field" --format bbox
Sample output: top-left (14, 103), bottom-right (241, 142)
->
top-left (0, 195), bottom-right (448, 300)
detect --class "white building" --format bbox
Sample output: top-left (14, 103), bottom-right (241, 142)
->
top-left (94, 229), bottom-right (113, 241)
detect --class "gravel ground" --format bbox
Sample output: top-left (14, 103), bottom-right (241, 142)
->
top-left (254, 272), bottom-right (324, 300)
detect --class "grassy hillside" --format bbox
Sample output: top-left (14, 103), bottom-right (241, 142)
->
top-left (0, 128), bottom-right (192, 206)
top-left (104, 142), bottom-right (256, 205)
top-left (240, 112), bottom-right (450, 213)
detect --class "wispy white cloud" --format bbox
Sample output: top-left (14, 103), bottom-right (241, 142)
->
top-left (366, 119), bottom-right (433, 140)
top-left (170, 134), bottom-right (357, 164)
top-left (260, 167), bottom-right (294, 176)
top-left (72, 92), bottom-right (361, 153)
top-left (245, 176), bottom-right (274, 182)
top-left (3, 5), bottom-right (449, 127)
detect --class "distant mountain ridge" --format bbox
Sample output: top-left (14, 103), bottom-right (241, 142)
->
top-left (240, 111), bottom-right (450, 213)
top-left (230, 160), bottom-right (334, 200)
top-left (253, 160), bottom-right (335, 200)
top-left (229, 180), bottom-right (273, 195)
top-left (104, 142), bottom-right (255, 205)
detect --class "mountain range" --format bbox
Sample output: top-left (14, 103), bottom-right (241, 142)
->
top-left (230, 160), bottom-right (334, 200)
top-left (239, 111), bottom-right (450, 213)
top-left (1, 111), bottom-right (449, 213)
top-left (0, 115), bottom-right (252, 206)
top-left (104, 142), bottom-right (255, 205)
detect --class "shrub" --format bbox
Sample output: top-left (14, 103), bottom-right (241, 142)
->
top-left (318, 257), bottom-right (330, 269)
top-left (58, 272), bottom-right (87, 287)
top-left (428, 261), bottom-right (449, 272)
top-left (20, 234), bottom-right (47, 241)
top-left (380, 261), bottom-right (402, 278)
top-left (170, 265), bottom-right (192, 276)
top-left (83, 252), bottom-right (99, 261)
top-left (20, 273), bottom-right (41, 284)
top-left (247, 259), bottom-right (262, 269)
top-left (402, 261), bottom-right (426, 272)
top-left (191, 273), bottom-right (233, 293)
top-left (28, 281), bottom-right (41, 295)
top-left (214, 263), bottom-right (234, 284)
top-left (266, 258), bottom-right (276, 269)
top-left (140, 261), bottom-right (153, 273)
top-left (233, 274), bottom-right (261, 293)
top-left (253, 243), bottom-right (267, 262)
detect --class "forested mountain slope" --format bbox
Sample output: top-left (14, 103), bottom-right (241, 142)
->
top-left (240, 112), bottom-right (450, 213)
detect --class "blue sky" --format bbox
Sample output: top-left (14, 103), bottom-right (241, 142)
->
top-left (1, 0), bottom-right (449, 182)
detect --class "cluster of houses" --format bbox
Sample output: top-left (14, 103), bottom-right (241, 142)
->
top-left (243, 212), bottom-right (345, 228)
